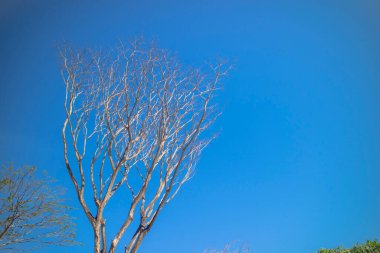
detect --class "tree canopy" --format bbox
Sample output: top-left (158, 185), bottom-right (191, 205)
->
top-left (0, 165), bottom-right (76, 251)
top-left (318, 240), bottom-right (380, 253)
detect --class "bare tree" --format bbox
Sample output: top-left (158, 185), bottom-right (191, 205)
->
top-left (60, 40), bottom-right (227, 253)
top-left (204, 241), bottom-right (250, 253)
top-left (0, 165), bottom-right (76, 251)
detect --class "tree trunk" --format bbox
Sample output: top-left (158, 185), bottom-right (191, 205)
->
top-left (129, 230), bottom-right (147, 253)
top-left (94, 223), bottom-right (101, 253)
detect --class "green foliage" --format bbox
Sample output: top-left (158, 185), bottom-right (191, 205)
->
top-left (0, 165), bottom-right (77, 251)
top-left (318, 240), bottom-right (380, 253)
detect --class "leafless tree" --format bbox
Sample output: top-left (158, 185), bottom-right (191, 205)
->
top-left (204, 241), bottom-right (250, 253)
top-left (60, 40), bottom-right (228, 253)
top-left (0, 165), bottom-right (76, 251)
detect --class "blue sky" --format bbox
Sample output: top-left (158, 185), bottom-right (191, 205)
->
top-left (1, 0), bottom-right (380, 252)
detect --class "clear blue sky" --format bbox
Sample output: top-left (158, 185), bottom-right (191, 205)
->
top-left (1, 0), bottom-right (379, 252)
